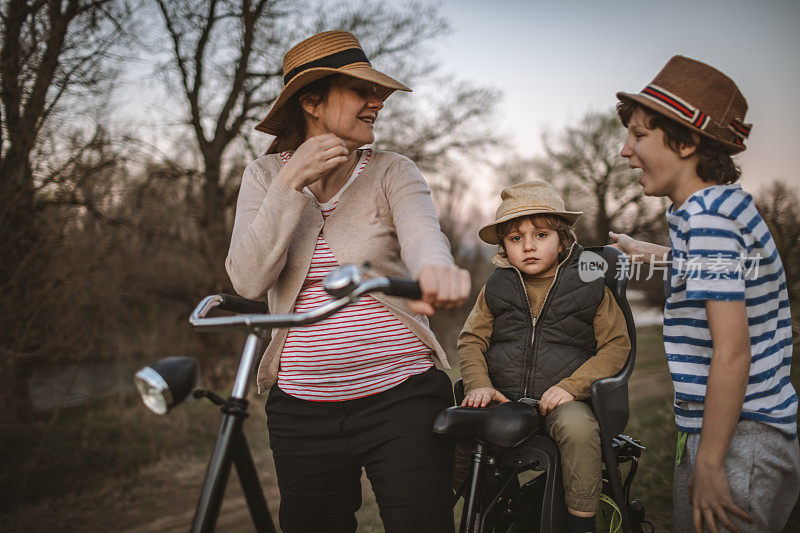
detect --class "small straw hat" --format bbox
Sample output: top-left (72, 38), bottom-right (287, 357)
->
top-left (617, 55), bottom-right (751, 154)
top-left (255, 31), bottom-right (411, 135)
top-left (478, 181), bottom-right (582, 245)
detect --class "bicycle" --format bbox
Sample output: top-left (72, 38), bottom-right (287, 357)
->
top-left (133, 264), bottom-right (423, 533)
top-left (433, 246), bottom-right (653, 533)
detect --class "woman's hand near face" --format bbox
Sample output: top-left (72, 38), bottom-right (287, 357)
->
top-left (277, 134), bottom-right (349, 191)
top-left (407, 264), bottom-right (471, 316)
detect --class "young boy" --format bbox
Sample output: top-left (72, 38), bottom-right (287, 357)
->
top-left (458, 180), bottom-right (631, 533)
top-left (611, 55), bottom-right (800, 532)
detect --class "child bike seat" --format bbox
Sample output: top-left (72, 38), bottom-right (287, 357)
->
top-left (433, 402), bottom-right (542, 448)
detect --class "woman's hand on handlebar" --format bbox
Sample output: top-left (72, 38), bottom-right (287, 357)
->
top-left (277, 134), bottom-right (349, 191)
top-left (408, 263), bottom-right (471, 316)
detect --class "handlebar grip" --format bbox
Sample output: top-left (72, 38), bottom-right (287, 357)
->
top-left (384, 278), bottom-right (422, 300)
top-left (218, 294), bottom-right (269, 315)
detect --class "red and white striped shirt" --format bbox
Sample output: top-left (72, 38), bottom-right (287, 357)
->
top-left (277, 149), bottom-right (434, 401)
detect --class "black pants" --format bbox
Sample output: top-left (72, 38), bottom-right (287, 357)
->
top-left (265, 367), bottom-right (455, 533)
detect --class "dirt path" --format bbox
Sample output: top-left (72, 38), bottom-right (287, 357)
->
top-left (115, 453), bottom-right (381, 533)
top-left (119, 361), bottom-right (675, 533)
top-left (5, 327), bottom-right (672, 533)
top-left (117, 454), bottom-right (281, 533)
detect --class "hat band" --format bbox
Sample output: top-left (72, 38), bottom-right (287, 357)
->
top-left (283, 48), bottom-right (370, 84)
top-left (640, 84), bottom-right (710, 130)
top-left (499, 205), bottom-right (559, 219)
top-left (727, 118), bottom-right (752, 146)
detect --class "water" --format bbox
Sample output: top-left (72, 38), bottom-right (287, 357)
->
top-left (28, 360), bottom-right (139, 411)
top-left (26, 296), bottom-right (667, 411)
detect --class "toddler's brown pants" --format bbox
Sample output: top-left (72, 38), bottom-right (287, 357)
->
top-left (453, 400), bottom-right (602, 513)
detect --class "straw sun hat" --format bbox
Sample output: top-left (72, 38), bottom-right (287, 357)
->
top-left (478, 181), bottom-right (582, 245)
top-left (617, 55), bottom-right (751, 154)
top-left (255, 31), bottom-right (411, 135)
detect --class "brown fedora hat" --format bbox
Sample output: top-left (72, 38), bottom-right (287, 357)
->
top-left (255, 31), bottom-right (411, 135)
top-left (617, 55), bottom-right (751, 154)
top-left (478, 181), bottom-right (582, 245)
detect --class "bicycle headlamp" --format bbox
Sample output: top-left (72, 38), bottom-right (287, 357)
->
top-left (134, 356), bottom-right (198, 414)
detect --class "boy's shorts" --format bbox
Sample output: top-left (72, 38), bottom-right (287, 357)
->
top-left (674, 419), bottom-right (800, 532)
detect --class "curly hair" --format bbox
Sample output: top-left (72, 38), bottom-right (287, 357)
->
top-left (617, 100), bottom-right (741, 185)
top-left (497, 213), bottom-right (576, 261)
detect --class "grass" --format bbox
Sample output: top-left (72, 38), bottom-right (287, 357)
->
top-left (626, 325), bottom-right (800, 533)
top-left (0, 390), bottom-right (230, 533)
top-left (2, 325), bottom-right (798, 532)
top-left (0, 392), bottom-right (222, 515)
top-left (626, 326), bottom-right (677, 529)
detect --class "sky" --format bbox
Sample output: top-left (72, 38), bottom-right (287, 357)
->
top-left (115, 0), bottom-right (800, 196)
top-left (415, 0), bottom-right (800, 193)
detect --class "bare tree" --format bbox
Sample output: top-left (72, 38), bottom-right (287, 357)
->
top-left (375, 79), bottom-right (502, 172)
top-left (756, 181), bottom-right (800, 306)
top-left (1, 0), bottom-right (134, 274)
top-left (149, 0), bottom-right (284, 290)
top-left (149, 0), bottom-right (503, 292)
top-left (533, 110), bottom-right (665, 245)
top-left (0, 0), bottom-right (135, 422)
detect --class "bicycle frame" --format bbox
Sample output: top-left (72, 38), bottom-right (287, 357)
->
top-left (457, 432), bottom-right (646, 533)
top-left (190, 329), bottom-right (274, 533)
top-left (184, 267), bottom-right (421, 532)
top-left (459, 434), bottom-right (566, 533)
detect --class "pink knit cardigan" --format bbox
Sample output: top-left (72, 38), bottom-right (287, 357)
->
top-left (226, 150), bottom-right (454, 393)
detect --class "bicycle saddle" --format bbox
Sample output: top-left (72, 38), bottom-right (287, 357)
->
top-left (432, 402), bottom-right (542, 448)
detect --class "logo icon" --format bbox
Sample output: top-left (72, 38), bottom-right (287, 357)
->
top-left (578, 251), bottom-right (607, 283)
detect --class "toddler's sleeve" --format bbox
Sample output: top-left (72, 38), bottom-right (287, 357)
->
top-left (457, 286), bottom-right (495, 393)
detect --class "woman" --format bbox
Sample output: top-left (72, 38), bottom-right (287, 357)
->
top-left (226, 31), bottom-right (470, 532)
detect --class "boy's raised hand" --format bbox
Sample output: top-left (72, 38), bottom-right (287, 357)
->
top-left (608, 231), bottom-right (670, 264)
top-left (538, 385), bottom-right (575, 415)
top-left (608, 231), bottom-right (638, 256)
top-left (461, 387), bottom-right (509, 408)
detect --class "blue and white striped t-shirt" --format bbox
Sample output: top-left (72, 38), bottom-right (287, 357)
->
top-left (664, 184), bottom-right (797, 438)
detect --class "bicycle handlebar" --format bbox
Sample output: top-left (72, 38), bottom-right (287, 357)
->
top-left (383, 277), bottom-right (422, 300)
top-left (218, 294), bottom-right (270, 315)
top-left (189, 266), bottom-right (421, 332)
